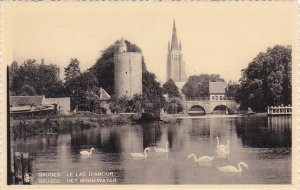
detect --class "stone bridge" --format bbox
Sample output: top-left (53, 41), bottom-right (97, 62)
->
top-left (182, 99), bottom-right (240, 114)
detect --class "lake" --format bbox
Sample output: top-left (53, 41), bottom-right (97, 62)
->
top-left (14, 116), bottom-right (291, 184)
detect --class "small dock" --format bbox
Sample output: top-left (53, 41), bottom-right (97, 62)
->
top-left (267, 105), bottom-right (292, 116)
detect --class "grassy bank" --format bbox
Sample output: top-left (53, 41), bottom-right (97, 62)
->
top-left (11, 114), bottom-right (131, 139)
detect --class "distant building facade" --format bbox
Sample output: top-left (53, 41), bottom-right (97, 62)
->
top-left (44, 97), bottom-right (71, 115)
top-left (114, 38), bottom-right (142, 98)
top-left (10, 95), bottom-right (70, 115)
top-left (166, 20), bottom-right (186, 83)
top-left (209, 82), bottom-right (226, 101)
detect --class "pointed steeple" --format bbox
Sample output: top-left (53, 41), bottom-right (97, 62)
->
top-left (171, 20), bottom-right (179, 50)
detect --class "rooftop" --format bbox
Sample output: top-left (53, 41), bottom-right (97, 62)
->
top-left (10, 96), bottom-right (45, 106)
top-left (209, 82), bottom-right (226, 94)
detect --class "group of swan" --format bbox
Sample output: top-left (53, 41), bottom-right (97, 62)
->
top-left (80, 137), bottom-right (248, 175)
top-left (130, 141), bottom-right (169, 160)
top-left (187, 136), bottom-right (248, 175)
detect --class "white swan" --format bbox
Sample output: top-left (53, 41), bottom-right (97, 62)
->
top-left (188, 154), bottom-right (214, 162)
top-left (216, 136), bottom-right (229, 150)
top-left (216, 146), bottom-right (230, 158)
top-left (154, 141), bottom-right (169, 153)
top-left (131, 147), bottom-right (151, 160)
top-left (217, 162), bottom-right (249, 175)
top-left (80, 147), bottom-right (95, 156)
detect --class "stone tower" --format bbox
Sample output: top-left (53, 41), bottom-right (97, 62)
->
top-left (114, 38), bottom-right (142, 98)
top-left (166, 20), bottom-right (186, 82)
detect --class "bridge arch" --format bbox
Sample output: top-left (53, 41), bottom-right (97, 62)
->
top-left (187, 105), bottom-right (206, 115)
top-left (212, 105), bottom-right (232, 115)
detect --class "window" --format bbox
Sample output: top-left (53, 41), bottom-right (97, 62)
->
top-left (216, 96), bottom-right (219, 100)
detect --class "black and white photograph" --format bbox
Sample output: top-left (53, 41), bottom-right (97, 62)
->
top-left (2, 2), bottom-right (297, 189)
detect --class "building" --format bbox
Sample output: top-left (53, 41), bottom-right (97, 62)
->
top-left (44, 97), bottom-right (71, 115)
top-left (114, 38), bottom-right (142, 98)
top-left (10, 95), bottom-right (45, 109)
top-left (166, 20), bottom-right (186, 83)
top-left (99, 87), bottom-right (111, 114)
top-left (209, 82), bottom-right (226, 101)
top-left (10, 95), bottom-right (71, 115)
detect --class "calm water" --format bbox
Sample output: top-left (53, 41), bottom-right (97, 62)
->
top-left (14, 116), bottom-right (291, 184)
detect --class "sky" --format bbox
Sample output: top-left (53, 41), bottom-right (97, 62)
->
top-left (3, 2), bottom-right (297, 84)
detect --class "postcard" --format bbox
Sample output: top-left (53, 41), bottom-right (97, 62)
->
top-left (1, 1), bottom-right (298, 190)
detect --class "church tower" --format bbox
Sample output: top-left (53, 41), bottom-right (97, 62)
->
top-left (166, 20), bottom-right (186, 82)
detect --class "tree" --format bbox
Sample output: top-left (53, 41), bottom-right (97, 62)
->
top-left (162, 79), bottom-right (181, 98)
top-left (64, 58), bottom-right (81, 83)
top-left (142, 71), bottom-right (165, 113)
top-left (225, 81), bottom-right (241, 98)
top-left (164, 97), bottom-right (183, 114)
top-left (236, 45), bottom-right (291, 111)
top-left (9, 59), bottom-right (65, 97)
top-left (19, 84), bottom-right (37, 96)
top-left (182, 74), bottom-right (225, 99)
top-left (67, 71), bottom-right (99, 110)
top-left (8, 61), bottom-right (19, 95)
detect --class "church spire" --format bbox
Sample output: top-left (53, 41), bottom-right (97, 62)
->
top-left (171, 20), bottom-right (179, 50)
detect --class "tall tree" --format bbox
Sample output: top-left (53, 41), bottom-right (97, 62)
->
top-left (182, 74), bottom-right (225, 99)
top-left (9, 59), bottom-right (65, 97)
top-left (64, 58), bottom-right (81, 83)
top-left (162, 79), bottom-right (181, 98)
top-left (225, 81), bottom-right (240, 98)
top-left (236, 45), bottom-right (291, 111)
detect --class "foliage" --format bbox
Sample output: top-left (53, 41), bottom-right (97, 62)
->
top-left (225, 81), bottom-right (241, 98)
top-left (12, 116), bottom-right (130, 138)
top-left (236, 45), bottom-right (291, 111)
top-left (19, 84), bottom-right (37, 96)
top-left (142, 71), bottom-right (165, 113)
top-left (162, 79), bottom-right (181, 98)
top-left (67, 71), bottom-right (99, 111)
top-left (164, 97), bottom-right (183, 114)
top-left (64, 58), bottom-right (81, 83)
top-left (182, 74), bottom-right (225, 99)
top-left (9, 59), bottom-right (65, 97)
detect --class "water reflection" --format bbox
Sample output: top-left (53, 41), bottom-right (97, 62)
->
top-left (14, 116), bottom-right (291, 184)
top-left (235, 116), bottom-right (291, 148)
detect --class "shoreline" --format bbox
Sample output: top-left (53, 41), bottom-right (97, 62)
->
top-left (11, 114), bottom-right (132, 139)
top-left (11, 112), bottom-right (277, 139)
top-left (170, 112), bottom-right (268, 119)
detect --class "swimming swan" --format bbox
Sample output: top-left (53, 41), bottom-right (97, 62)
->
top-left (217, 162), bottom-right (249, 174)
top-left (216, 136), bottom-right (229, 150)
top-left (131, 147), bottom-right (151, 159)
top-left (216, 146), bottom-right (230, 157)
top-left (188, 154), bottom-right (214, 162)
top-left (154, 141), bottom-right (169, 153)
top-left (80, 147), bottom-right (95, 156)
